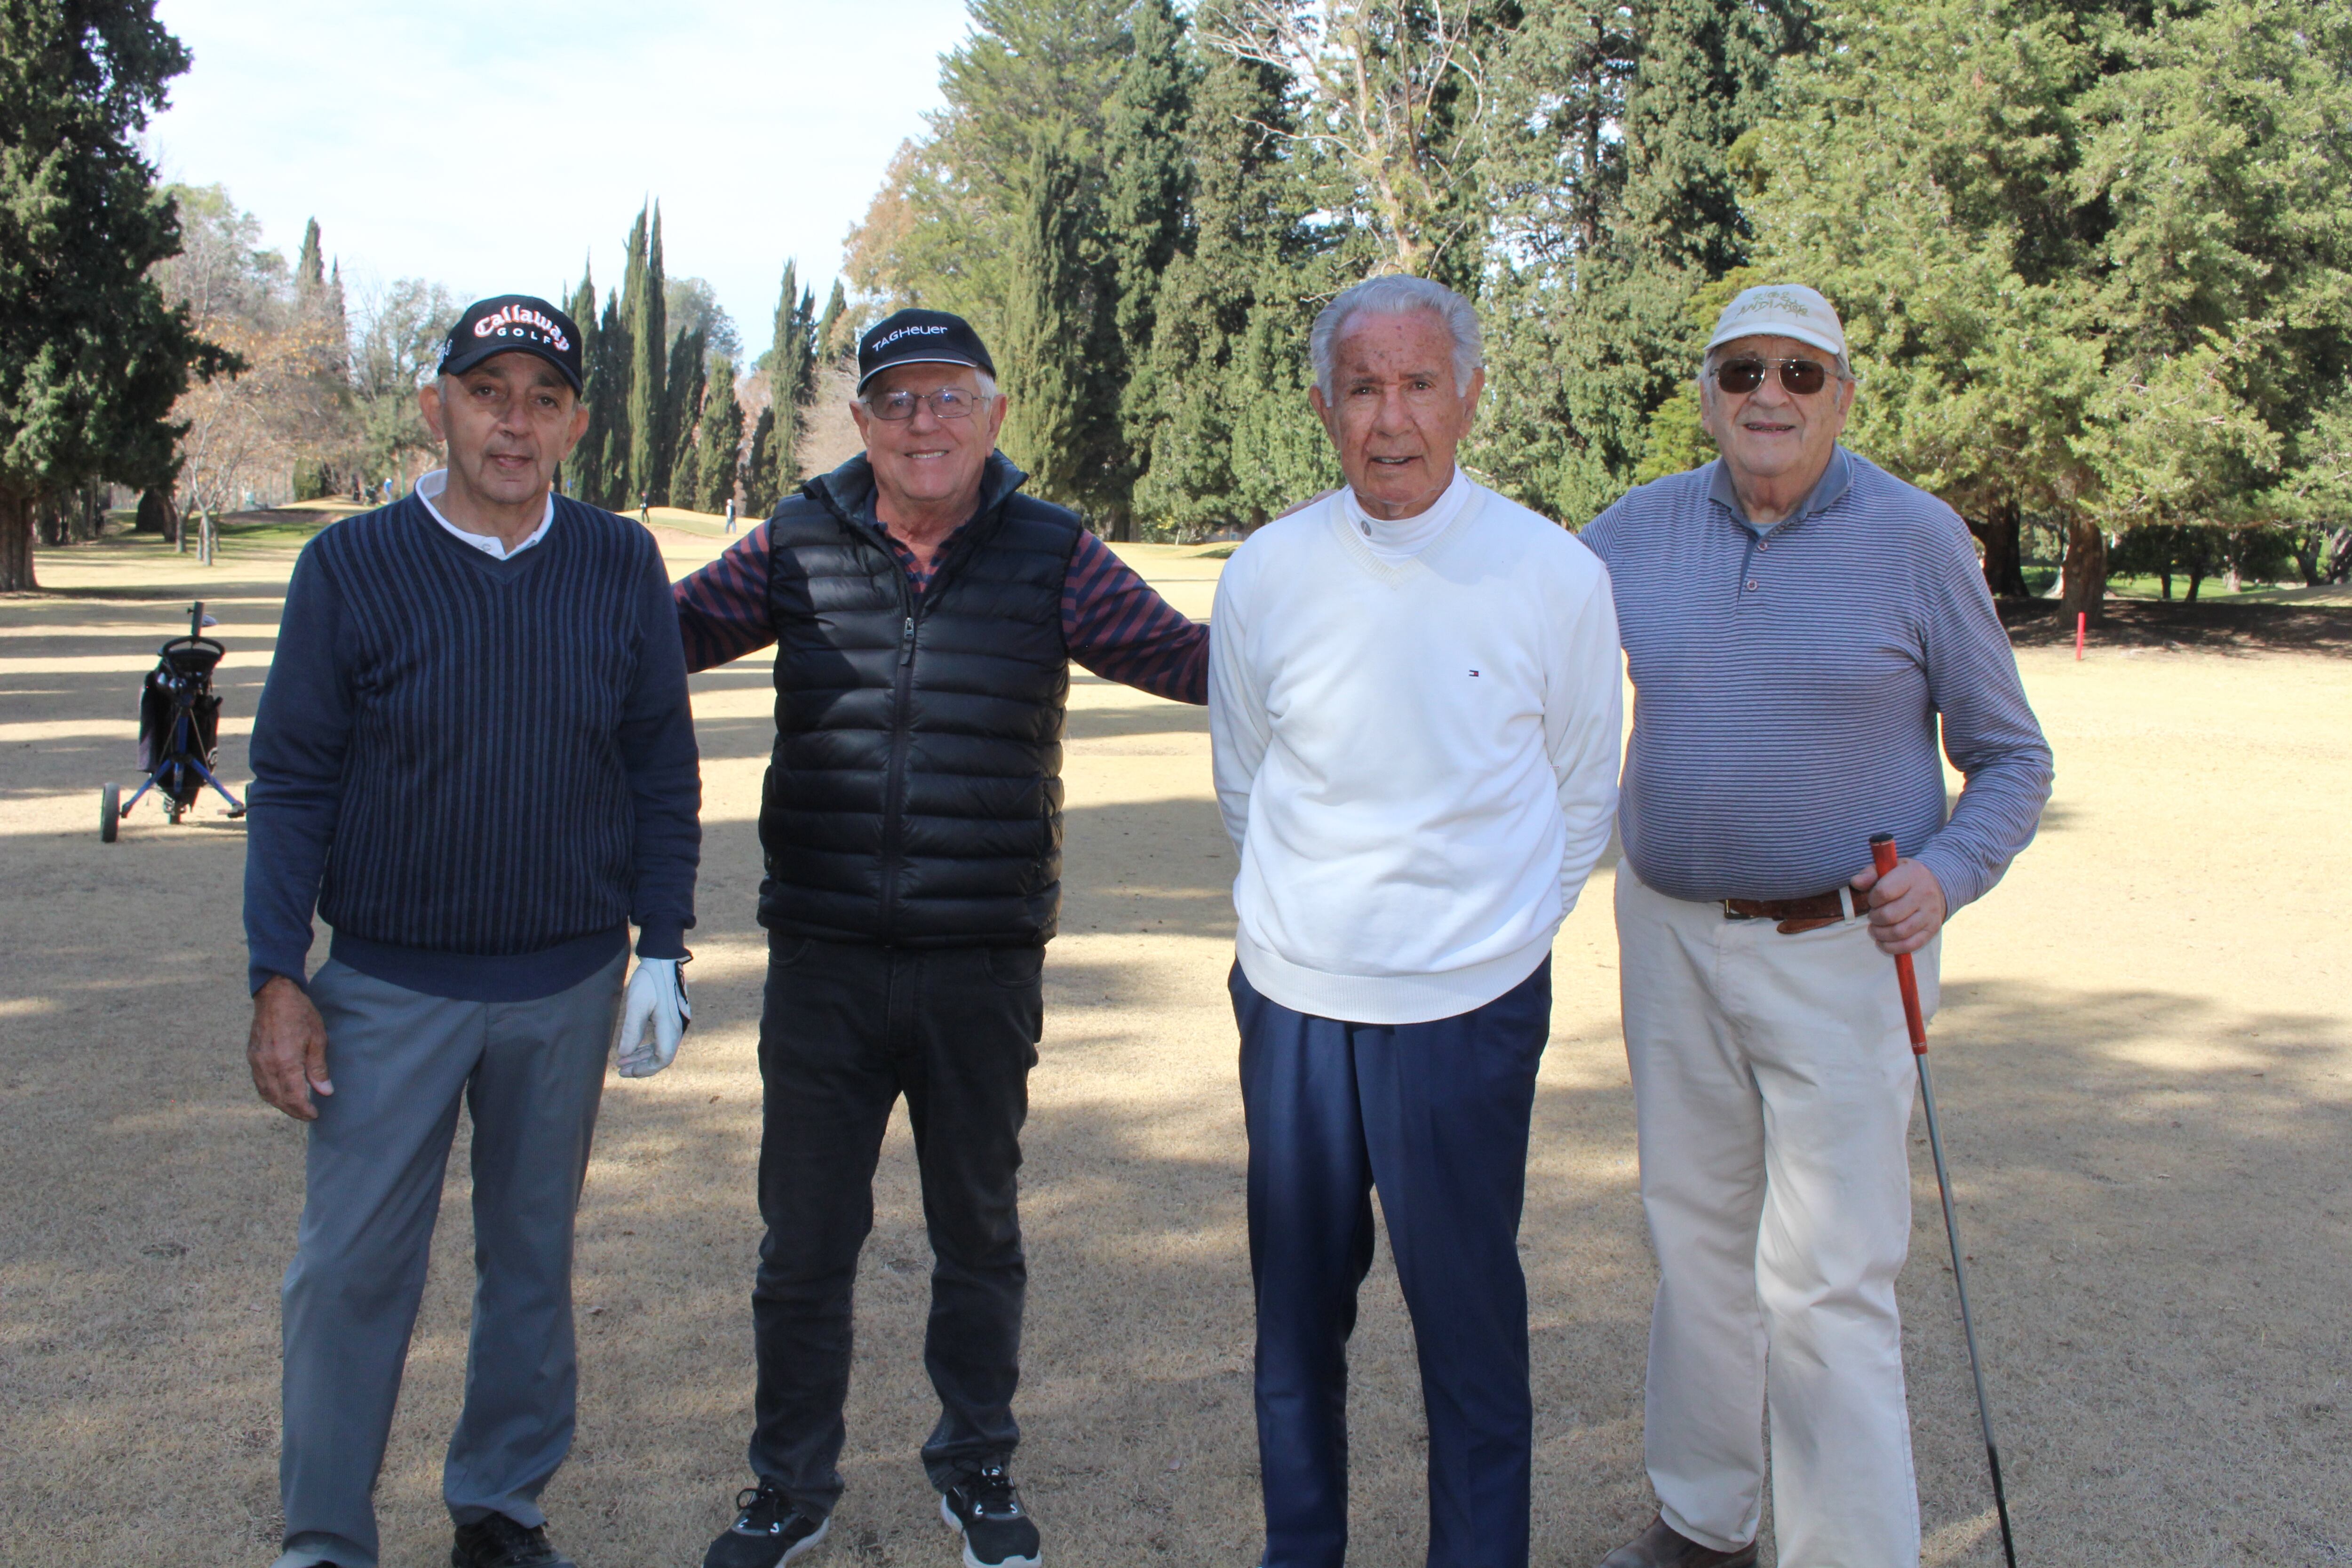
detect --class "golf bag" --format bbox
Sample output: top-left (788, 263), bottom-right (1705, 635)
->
top-left (101, 601), bottom-right (246, 839)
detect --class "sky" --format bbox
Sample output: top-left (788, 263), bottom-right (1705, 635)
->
top-left (145, 0), bottom-right (977, 362)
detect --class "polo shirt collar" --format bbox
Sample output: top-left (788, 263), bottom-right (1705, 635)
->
top-left (416, 468), bottom-right (554, 559)
top-left (1706, 444), bottom-right (1852, 535)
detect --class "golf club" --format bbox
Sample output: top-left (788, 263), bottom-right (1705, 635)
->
top-left (1870, 832), bottom-right (2019, 1568)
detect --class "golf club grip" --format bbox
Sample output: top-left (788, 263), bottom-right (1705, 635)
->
top-left (1869, 834), bottom-right (1930, 1051)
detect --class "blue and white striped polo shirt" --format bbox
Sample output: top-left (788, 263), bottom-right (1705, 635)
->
top-left (1579, 448), bottom-right (2052, 910)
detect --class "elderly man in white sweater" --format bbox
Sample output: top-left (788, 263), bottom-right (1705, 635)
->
top-left (1209, 274), bottom-right (1623, 1568)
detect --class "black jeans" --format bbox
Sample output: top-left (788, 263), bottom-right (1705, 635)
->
top-left (748, 934), bottom-right (1044, 1515)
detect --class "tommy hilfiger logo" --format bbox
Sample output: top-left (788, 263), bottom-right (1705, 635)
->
top-left (473, 303), bottom-right (571, 351)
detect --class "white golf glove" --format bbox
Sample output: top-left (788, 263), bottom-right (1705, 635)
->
top-left (615, 955), bottom-right (691, 1078)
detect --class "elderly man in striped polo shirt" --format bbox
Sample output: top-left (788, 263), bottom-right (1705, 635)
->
top-left (1578, 286), bottom-right (2052, 1568)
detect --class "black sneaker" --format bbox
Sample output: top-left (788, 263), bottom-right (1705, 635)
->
top-left (452, 1514), bottom-right (575, 1568)
top-left (703, 1480), bottom-right (829, 1568)
top-left (938, 1463), bottom-right (1041, 1568)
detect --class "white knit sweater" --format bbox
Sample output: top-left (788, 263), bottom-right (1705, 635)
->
top-left (1209, 472), bottom-right (1623, 1025)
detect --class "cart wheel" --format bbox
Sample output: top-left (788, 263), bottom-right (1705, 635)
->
top-left (100, 782), bottom-right (119, 842)
top-left (167, 800), bottom-right (184, 825)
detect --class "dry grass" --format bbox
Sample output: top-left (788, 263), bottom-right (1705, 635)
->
top-left (1, 523), bottom-right (2347, 1566)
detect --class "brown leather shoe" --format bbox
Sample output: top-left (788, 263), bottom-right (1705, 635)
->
top-left (1595, 1514), bottom-right (1759, 1568)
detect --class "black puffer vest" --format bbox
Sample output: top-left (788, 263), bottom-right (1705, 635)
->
top-left (756, 453), bottom-right (1079, 947)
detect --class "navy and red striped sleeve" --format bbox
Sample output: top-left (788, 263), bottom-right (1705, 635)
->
top-left (1062, 531), bottom-right (1207, 704)
top-left (673, 521), bottom-right (778, 672)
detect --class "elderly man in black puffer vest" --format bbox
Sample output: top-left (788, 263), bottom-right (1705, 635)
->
top-left (675, 311), bottom-right (1207, 1568)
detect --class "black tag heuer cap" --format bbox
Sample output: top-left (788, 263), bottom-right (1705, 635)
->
top-left (858, 308), bottom-right (995, 392)
top-left (438, 295), bottom-right (584, 392)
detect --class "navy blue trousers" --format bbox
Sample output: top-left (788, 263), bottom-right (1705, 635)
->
top-left (1234, 959), bottom-right (1550, 1568)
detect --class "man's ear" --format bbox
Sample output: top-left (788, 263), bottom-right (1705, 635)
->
top-left (418, 381), bottom-right (447, 442)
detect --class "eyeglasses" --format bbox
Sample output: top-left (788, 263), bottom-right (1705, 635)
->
top-left (1712, 358), bottom-right (1836, 396)
top-left (861, 387), bottom-right (988, 422)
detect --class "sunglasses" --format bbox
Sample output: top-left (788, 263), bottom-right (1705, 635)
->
top-left (1712, 357), bottom-right (1836, 396)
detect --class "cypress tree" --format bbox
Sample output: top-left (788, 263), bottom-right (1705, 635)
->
top-left (565, 264), bottom-right (600, 500)
top-left (624, 204), bottom-right (668, 506)
top-left (1095, 0), bottom-right (1192, 537)
top-left (996, 143), bottom-right (1090, 504)
top-left (692, 356), bottom-right (746, 514)
top-left (761, 260), bottom-right (817, 501)
top-left (296, 218), bottom-right (326, 294)
top-left (744, 404), bottom-right (779, 514)
top-left (662, 324), bottom-right (704, 506)
top-left (0, 0), bottom-right (232, 589)
top-left (816, 279), bottom-right (852, 365)
top-left (581, 287), bottom-right (627, 509)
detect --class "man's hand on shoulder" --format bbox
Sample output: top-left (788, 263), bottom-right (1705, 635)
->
top-left (1274, 487), bottom-right (1342, 521)
top-left (248, 976), bottom-right (333, 1121)
top-left (1850, 857), bottom-right (1947, 956)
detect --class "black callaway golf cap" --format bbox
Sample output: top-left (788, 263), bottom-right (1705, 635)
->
top-left (438, 294), bottom-right (584, 392)
top-left (858, 308), bottom-right (996, 392)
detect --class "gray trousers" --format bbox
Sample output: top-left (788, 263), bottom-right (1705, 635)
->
top-left (274, 953), bottom-right (624, 1568)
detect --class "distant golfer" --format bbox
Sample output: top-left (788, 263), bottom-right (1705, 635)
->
top-left (725, 494), bottom-right (738, 533)
top-left (671, 308), bottom-right (1208, 1568)
top-left (1579, 285), bottom-right (2052, 1568)
top-left (1210, 275), bottom-right (1623, 1568)
top-left (244, 294), bottom-right (701, 1568)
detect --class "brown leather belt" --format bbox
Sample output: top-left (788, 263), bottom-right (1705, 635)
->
top-left (1724, 887), bottom-right (1866, 935)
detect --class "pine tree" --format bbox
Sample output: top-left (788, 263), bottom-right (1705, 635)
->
top-left (692, 356), bottom-right (746, 513)
top-left (1134, 42), bottom-right (1332, 532)
top-left (0, 0), bottom-right (233, 589)
top-left (1468, 0), bottom-right (1806, 524)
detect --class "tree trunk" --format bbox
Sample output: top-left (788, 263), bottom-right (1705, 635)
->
top-left (67, 484), bottom-right (105, 542)
top-left (0, 486), bottom-right (37, 592)
top-left (1966, 496), bottom-right (2031, 598)
top-left (135, 488), bottom-right (176, 535)
top-left (2159, 566), bottom-right (2172, 600)
top-left (2059, 516), bottom-right (2106, 623)
top-left (2328, 525), bottom-right (2352, 584)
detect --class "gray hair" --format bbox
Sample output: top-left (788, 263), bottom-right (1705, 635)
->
top-left (1311, 275), bottom-right (1483, 398)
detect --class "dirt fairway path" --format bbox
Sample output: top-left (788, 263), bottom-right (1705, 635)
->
top-left (2, 525), bottom-right (2347, 1566)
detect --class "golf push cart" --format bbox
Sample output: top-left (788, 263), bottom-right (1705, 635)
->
top-left (99, 600), bottom-right (248, 841)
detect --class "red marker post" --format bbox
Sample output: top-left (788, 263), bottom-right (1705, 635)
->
top-left (2075, 611), bottom-right (2086, 661)
top-left (1869, 834), bottom-right (2018, 1568)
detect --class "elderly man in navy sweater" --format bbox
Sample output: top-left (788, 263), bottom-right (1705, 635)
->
top-left (243, 295), bottom-right (700, 1568)
top-left (1579, 286), bottom-right (2052, 1568)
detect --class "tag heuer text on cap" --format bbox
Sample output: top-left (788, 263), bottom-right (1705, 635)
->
top-left (857, 308), bottom-right (997, 392)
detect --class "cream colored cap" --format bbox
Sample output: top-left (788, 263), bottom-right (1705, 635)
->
top-left (1706, 284), bottom-right (1846, 359)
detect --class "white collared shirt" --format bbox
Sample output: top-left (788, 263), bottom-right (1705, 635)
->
top-left (416, 468), bottom-right (554, 559)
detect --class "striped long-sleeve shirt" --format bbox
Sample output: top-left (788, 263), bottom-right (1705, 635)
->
top-left (674, 497), bottom-right (1208, 703)
top-left (1578, 448), bottom-right (2051, 911)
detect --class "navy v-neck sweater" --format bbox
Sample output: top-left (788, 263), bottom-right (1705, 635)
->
top-left (243, 494), bottom-right (700, 1001)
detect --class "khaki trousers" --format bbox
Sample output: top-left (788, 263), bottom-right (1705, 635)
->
top-left (1615, 871), bottom-right (1938, 1568)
